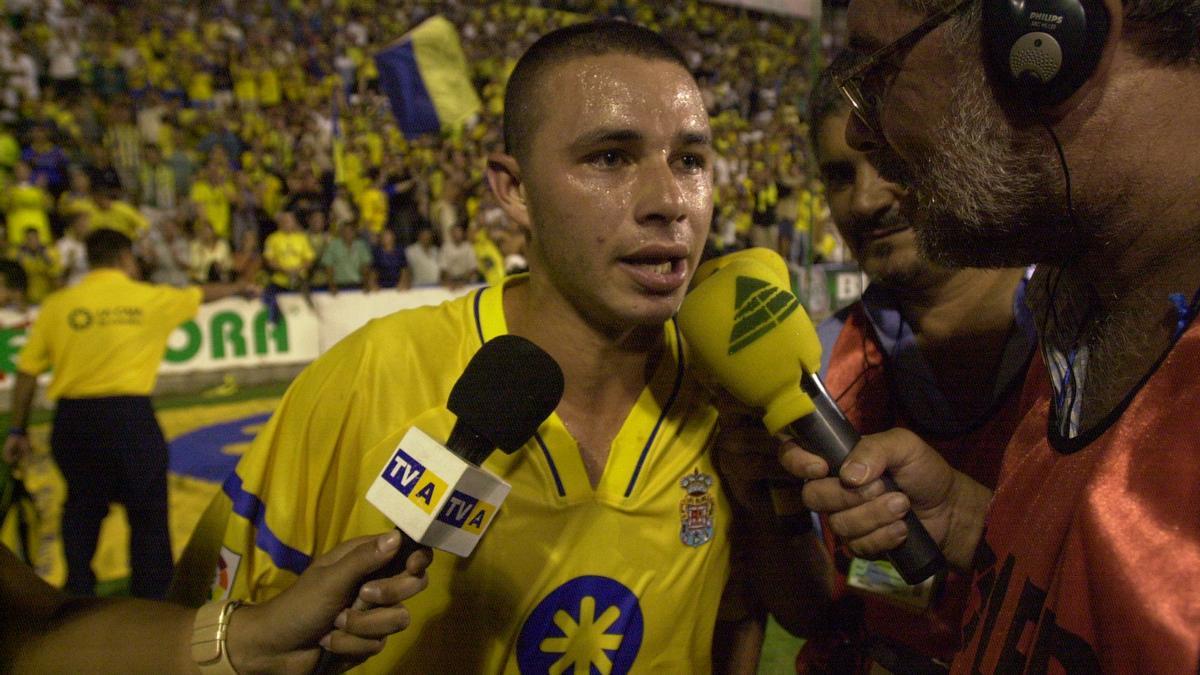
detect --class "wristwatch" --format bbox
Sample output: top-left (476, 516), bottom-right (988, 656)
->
top-left (191, 598), bottom-right (243, 674)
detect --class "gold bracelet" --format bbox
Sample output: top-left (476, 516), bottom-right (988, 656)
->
top-left (191, 598), bottom-right (244, 675)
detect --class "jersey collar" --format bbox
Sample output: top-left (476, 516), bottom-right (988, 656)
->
top-left (470, 277), bottom-right (688, 503)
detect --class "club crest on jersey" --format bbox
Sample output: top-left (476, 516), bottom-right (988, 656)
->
top-left (679, 469), bottom-right (715, 547)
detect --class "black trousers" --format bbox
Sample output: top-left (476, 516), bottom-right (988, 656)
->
top-left (51, 396), bottom-right (173, 599)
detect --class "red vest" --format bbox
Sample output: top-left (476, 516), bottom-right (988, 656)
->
top-left (954, 322), bottom-right (1200, 673)
top-left (801, 302), bottom-right (1034, 671)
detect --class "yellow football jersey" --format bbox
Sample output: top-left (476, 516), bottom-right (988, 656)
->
top-left (212, 276), bottom-right (731, 673)
top-left (17, 269), bottom-right (201, 399)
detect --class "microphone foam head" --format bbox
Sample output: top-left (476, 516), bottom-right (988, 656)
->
top-left (678, 249), bottom-right (822, 434)
top-left (448, 334), bottom-right (565, 453)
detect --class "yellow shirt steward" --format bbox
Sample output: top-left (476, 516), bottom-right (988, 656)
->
top-left (17, 269), bottom-right (202, 400)
top-left (207, 277), bottom-right (732, 673)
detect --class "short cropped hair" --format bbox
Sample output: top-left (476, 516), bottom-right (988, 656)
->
top-left (85, 228), bottom-right (134, 268)
top-left (1124, 0), bottom-right (1200, 64)
top-left (502, 20), bottom-right (690, 163)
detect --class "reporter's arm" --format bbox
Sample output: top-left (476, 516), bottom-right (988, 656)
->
top-left (2, 532), bottom-right (430, 674)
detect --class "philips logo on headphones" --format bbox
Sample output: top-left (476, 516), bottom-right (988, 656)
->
top-left (1029, 12), bottom-right (1064, 29)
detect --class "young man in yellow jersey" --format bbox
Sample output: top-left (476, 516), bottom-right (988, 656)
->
top-left (176, 20), bottom-right (827, 673)
top-left (3, 230), bottom-right (254, 599)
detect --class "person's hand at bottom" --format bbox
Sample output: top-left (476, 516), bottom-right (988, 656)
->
top-left (225, 530), bottom-right (432, 673)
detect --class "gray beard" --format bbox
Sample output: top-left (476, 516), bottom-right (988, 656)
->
top-left (876, 56), bottom-right (1092, 268)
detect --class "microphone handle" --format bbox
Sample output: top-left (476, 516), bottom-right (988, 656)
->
top-left (312, 530), bottom-right (427, 675)
top-left (789, 372), bottom-right (945, 586)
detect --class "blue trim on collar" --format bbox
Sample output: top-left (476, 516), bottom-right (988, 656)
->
top-left (532, 432), bottom-right (567, 498)
top-left (472, 287), bottom-right (486, 344)
top-left (624, 318), bottom-right (686, 498)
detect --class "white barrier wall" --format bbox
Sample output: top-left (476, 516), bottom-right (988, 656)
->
top-left (0, 286), bottom-right (474, 389)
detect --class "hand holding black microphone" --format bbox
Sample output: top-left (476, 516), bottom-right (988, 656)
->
top-left (315, 334), bottom-right (564, 673)
top-left (677, 248), bottom-right (947, 585)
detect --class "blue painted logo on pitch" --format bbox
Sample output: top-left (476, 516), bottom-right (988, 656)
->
top-left (169, 412), bottom-right (272, 482)
top-left (516, 576), bottom-right (643, 674)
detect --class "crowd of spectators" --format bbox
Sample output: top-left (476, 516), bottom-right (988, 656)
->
top-left (0, 0), bottom-right (838, 308)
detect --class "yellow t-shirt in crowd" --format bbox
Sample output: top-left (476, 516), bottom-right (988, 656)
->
top-left (17, 269), bottom-right (202, 399)
top-left (190, 180), bottom-right (235, 239)
top-left (233, 64), bottom-right (258, 106)
top-left (188, 70), bottom-right (214, 105)
top-left (182, 278), bottom-right (732, 673)
top-left (473, 230), bottom-right (505, 287)
top-left (258, 66), bottom-right (281, 107)
top-left (4, 183), bottom-right (52, 246)
top-left (263, 230), bottom-right (314, 286)
top-left (357, 186), bottom-right (387, 234)
top-left (17, 245), bottom-right (60, 304)
top-left (91, 200), bottom-right (150, 240)
top-left (57, 192), bottom-right (97, 223)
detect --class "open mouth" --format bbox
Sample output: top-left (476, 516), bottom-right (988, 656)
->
top-left (617, 254), bottom-right (689, 293)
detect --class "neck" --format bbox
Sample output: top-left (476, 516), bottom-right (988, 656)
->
top-left (505, 277), bottom-right (659, 403)
top-left (891, 267), bottom-right (1022, 341)
top-left (890, 268), bottom-right (1024, 418)
top-left (1033, 57), bottom-right (1200, 426)
top-left (504, 276), bottom-right (661, 486)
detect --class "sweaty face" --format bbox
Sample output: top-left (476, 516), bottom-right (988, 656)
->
top-left (846, 0), bottom-right (1083, 267)
top-left (518, 54), bottom-right (713, 331)
top-left (817, 110), bottom-right (942, 288)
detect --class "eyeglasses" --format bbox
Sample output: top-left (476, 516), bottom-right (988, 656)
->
top-left (836, 0), bottom-right (973, 135)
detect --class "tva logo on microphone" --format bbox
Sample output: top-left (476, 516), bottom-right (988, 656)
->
top-left (381, 448), bottom-right (450, 514)
top-left (367, 427), bottom-right (511, 556)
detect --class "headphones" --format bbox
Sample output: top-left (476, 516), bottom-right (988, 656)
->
top-left (982, 0), bottom-right (1110, 106)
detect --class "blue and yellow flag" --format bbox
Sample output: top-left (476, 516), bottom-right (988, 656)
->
top-left (375, 16), bottom-right (482, 139)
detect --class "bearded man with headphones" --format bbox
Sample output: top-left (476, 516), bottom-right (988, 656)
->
top-left (785, 0), bottom-right (1200, 670)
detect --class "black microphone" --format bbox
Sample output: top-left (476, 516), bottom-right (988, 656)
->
top-left (790, 372), bottom-right (945, 585)
top-left (314, 334), bottom-right (563, 673)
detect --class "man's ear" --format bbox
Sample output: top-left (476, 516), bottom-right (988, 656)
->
top-left (485, 153), bottom-right (531, 229)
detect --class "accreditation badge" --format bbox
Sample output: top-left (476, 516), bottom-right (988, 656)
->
top-left (846, 557), bottom-right (936, 609)
top-left (679, 469), bottom-right (715, 547)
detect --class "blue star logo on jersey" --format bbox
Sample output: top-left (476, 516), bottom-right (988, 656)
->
top-left (516, 576), bottom-right (643, 675)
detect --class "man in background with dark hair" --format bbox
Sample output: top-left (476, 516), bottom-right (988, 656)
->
top-left (175, 20), bottom-right (826, 673)
top-left (790, 0), bottom-right (1200, 669)
top-left (3, 229), bottom-right (254, 599)
top-left (787, 54), bottom-right (1034, 674)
